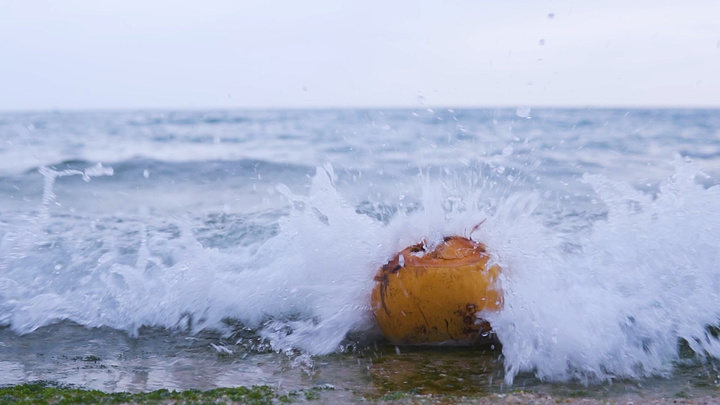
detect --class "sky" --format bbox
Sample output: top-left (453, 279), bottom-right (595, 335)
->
top-left (1, 0), bottom-right (719, 110)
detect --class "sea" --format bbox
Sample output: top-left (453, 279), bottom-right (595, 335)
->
top-left (1, 108), bottom-right (720, 398)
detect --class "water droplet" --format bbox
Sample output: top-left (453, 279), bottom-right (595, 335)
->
top-left (143, 169), bottom-right (150, 179)
top-left (548, 13), bottom-right (555, 19)
top-left (539, 39), bottom-right (546, 46)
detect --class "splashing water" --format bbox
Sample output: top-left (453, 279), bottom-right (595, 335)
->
top-left (488, 157), bottom-right (720, 384)
top-left (2, 150), bottom-right (720, 387)
top-left (239, 156), bottom-right (720, 384)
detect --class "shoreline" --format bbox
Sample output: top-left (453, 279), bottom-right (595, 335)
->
top-left (2, 382), bottom-right (719, 404)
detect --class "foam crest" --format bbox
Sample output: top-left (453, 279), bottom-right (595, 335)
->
top-left (223, 165), bottom-right (391, 353)
top-left (3, 158), bottom-right (720, 386)
top-left (489, 157), bottom-right (720, 383)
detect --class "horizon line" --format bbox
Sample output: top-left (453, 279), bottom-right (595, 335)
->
top-left (2, 104), bottom-right (720, 114)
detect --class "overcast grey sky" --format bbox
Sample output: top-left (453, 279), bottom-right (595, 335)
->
top-left (1, 0), bottom-right (719, 110)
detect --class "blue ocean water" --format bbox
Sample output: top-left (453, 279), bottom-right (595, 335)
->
top-left (1, 108), bottom-right (720, 392)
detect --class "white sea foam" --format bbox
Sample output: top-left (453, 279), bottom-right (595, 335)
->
top-left (1, 157), bottom-right (720, 385)
top-left (488, 156), bottom-right (720, 383)
top-left (245, 157), bottom-right (720, 384)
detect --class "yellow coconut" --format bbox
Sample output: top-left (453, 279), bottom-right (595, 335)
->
top-left (371, 236), bottom-right (502, 345)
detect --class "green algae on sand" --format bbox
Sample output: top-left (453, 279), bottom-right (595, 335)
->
top-left (3, 381), bottom-right (720, 405)
top-left (0, 382), bottom-right (336, 404)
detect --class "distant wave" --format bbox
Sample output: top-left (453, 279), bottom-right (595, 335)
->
top-left (21, 158), bottom-right (315, 183)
